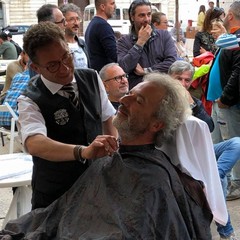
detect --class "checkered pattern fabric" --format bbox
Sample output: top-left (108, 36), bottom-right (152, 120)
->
top-left (0, 69), bottom-right (30, 126)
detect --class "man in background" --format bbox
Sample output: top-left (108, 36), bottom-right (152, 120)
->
top-left (151, 12), bottom-right (168, 30)
top-left (28, 3), bottom-right (67, 79)
top-left (208, 1), bottom-right (215, 9)
top-left (59, 3), bottom-right (90, 69)
top-left (7, 33), bottom-right (22, 57)
top-left (99, 63), bottom-right (129, 110)
top-left (85, 0), bottom-right (117, 72)
top-left (37, 3), bottom-right (66, 28)
top-left (0, 50), bottom-right (29, 102)
top-left (0, 32), bottom-right (17, 60)
top-left (0, 68), bottom-right (30, 129)
top-left (117, 0), bottom-right (176, 89)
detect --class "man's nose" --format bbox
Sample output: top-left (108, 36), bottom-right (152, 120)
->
top-left (120, 94), bottom-right (131, 106)
top-left (179, 80), bottom-right (187, 89)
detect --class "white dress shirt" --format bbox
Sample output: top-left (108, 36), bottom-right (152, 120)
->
top-left (17, 72), bottom-right (115, 146)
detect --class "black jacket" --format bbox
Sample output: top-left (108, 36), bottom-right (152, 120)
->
top-left (206, 29), bottom-right (240, 106)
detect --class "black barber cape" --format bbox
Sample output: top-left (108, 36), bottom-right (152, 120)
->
top-left (0, 145), bottom-right (212, 240)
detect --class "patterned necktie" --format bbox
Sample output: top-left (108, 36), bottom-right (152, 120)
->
top-left (61, 83), bottom-right (79, 108)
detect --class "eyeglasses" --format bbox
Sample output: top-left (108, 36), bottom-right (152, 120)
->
top-left (104, 73), bottom-right (128, 83)
top-left (37, 52), bottom-right (73, 73)
top-left (66, 17), bottom-right (82, 23)
top-left (54, 18), bottom-right (66, 25)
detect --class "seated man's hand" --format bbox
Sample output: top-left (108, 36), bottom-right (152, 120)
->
top-left (134, 63), bottom-right (145, 76)
top-left (82, 135), bottom-right (118, 160)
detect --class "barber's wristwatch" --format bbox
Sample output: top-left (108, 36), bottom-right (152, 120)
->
top-left (73, 145), bottom-right (87, 164)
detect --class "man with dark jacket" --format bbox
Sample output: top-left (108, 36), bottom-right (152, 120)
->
top-left (85, 0), bottom-right (117, 72)
top-left (206, 1), bottom-right (240, 202)
top-left (18, 22), bottom-right (117, 210)
top-left (117, 0), bottom-right (177, 89)
top-left (0, 32), bottom-right (17, 60)
top-left (7, 33), bottom-right (22, 56)
top-left (59, 3), bottom-right (90, 68)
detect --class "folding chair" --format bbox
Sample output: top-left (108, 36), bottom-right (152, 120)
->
top-left (0, 102), bottom-right (19, 154)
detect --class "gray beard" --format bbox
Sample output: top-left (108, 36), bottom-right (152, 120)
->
top-left (113, 116), bottom-right (148, 143)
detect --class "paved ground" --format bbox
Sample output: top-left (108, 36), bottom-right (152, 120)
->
top-left (0, 125), bottom-right (239, 238)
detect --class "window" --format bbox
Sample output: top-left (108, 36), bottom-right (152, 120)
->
top-left (110, 9), bottom-right (120, 20)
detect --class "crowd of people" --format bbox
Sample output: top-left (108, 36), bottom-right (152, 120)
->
top-left (0, 0), bottom-right (240, 239)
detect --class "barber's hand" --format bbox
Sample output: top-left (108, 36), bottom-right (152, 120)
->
top-left (134, 63), bottom-right (145, 76)
top-left (137, 24), bottom-right (152, 46)
top-left (81, 135), bottom-right (118, 159)
top-left (216, 98), bottom-right (229, 109)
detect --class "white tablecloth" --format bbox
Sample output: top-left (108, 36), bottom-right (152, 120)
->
top-left (0, 153), bottom-right (32, 229)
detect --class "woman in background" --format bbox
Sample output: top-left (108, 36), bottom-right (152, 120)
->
top-left (197, 5), bottom-right (206, 31)
top-left (193, 7), bottom-right (225, 57)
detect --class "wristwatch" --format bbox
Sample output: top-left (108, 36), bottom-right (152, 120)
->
top-left (190, 102), bottom-right (197, 110)
top-left (73, 145), bottom-right (87, 164)
top-left (133, 43), bottom-right (143, 53)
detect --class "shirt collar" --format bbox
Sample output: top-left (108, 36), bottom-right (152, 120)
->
top-left (230, 26), bottom-right (240, 33)
top-left (40, 75), bottom-right (76, 94)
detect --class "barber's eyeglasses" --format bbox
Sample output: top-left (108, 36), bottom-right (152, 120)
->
top-left (54, 18), bottom-right (66, 25)
top-left (37, 52), bottom-right (73, 73)
top-left (104, 73), bottom-right (128, 83)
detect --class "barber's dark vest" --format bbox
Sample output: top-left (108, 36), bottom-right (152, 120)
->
top-left (24, 69), bottom-right (102, 202)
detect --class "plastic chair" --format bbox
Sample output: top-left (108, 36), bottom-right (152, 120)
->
top-left (0, 102), bottom-right (19, 154)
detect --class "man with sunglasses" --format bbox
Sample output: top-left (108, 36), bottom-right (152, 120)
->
top-left (18, 22), bottom-right (117, 210)
top-left (59, 3), bottom-right (90, 69)
top-left (99, 63), bottom-right (129, 111)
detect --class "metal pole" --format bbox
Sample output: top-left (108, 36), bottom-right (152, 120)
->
top-left (175, 0), bottom-right (179, 42)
